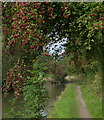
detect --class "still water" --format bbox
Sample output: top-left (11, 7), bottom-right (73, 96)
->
top-left (2, 82), bottom-right (67, 118)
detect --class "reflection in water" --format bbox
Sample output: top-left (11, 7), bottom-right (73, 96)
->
top-left (2, 82), bottom-right (67, 118)
top-left (2, 92), bottom-right (24, 118)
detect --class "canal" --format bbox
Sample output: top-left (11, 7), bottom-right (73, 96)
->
top-left (2, 82), bottom-right (67, 118)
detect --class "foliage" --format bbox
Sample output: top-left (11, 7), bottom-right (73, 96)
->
top-left (83, 60), bottom-right (102, 96)
top-left (2, 2), bottom-right (103, 118)
top-left (3, 1), bottom-right (104, 96)
top-left (2, 2), bottom-right (48, 97)
top-left (21, 58), bottom-right (47, 118)
top-left (3, 59), bottom-right (28, 97)
top-left (4, 58), bottom-right (47, 118)
top-left (59, 55), bottom-right (77, 75)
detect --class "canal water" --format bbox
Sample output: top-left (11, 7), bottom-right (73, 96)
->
top-left (2, 82), bottom-right (67, 118)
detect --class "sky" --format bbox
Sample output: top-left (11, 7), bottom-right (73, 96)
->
top-left (46, 38), bottom-right (67, 56)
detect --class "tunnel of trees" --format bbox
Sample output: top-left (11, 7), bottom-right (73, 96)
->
top-left (2, 2), bottom-right (104, 118)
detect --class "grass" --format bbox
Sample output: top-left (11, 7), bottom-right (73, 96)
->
top-left (80, 85), bottom-right (102, 118)
top-left (48, 84), bottom-right (77, 118)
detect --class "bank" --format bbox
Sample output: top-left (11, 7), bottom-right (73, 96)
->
top-left (48, 84), bottom-right (77, 118)
top-left (47, 83), bottom-right (102, 118)
top-left (80, 85), bottom-right (102, 118)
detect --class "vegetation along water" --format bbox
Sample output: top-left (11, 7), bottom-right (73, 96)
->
top-left (2, 2), bottom-right (103, 119)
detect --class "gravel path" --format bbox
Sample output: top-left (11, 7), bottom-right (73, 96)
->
top-left (76, 86), bottom-right (91, 119)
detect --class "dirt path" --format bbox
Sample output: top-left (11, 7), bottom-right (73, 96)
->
top-left (76, 86), bottom-right (91, 119)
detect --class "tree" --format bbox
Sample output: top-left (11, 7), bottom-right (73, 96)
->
top-left (2, 2), bottom-right (103, 118)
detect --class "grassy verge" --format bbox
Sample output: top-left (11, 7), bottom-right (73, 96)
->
top-left (48, 84), bottom-right (77, 118)
top-left (80, 85), bottom-right (102, 118)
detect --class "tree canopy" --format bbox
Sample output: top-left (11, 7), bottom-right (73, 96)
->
top-left (2, 2), bottom-right (104, 118)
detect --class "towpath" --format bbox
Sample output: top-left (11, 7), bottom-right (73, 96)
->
top-left (76, 86), bottom-right (91, 119)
